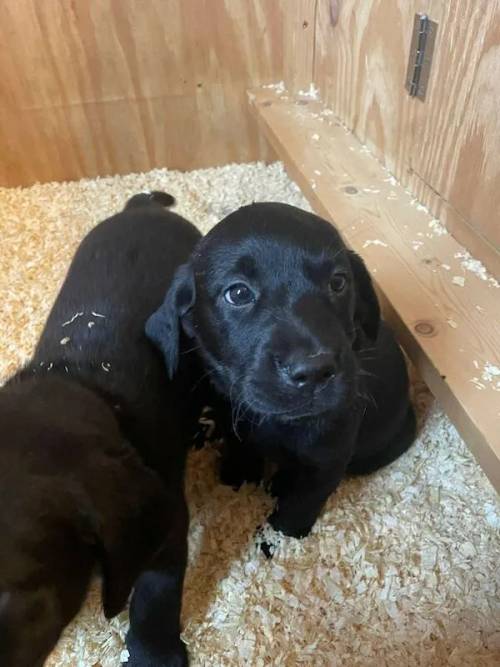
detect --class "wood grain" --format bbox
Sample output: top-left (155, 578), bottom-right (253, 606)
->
top-left (0, 0), bottom-right (313, 186)
top-left (249, 86), bottom-right (500, 492)
top-left (408, 1), bottom-right (500, 268)
top-left (313, 0), bottom-right (500, 278)
top-left (283, 0), bottom-right (318, 93)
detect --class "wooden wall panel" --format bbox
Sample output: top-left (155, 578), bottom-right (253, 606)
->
top-left (407, 1), bottom-right (500, 266)
top-left (313, 0), bottom-right (429, 173)
top-left (283, 0), bottom-right (318, 93)
top-left (313, 0), bottom-right (500, 277)
top-left (0, 0), bottom-right (315, 186)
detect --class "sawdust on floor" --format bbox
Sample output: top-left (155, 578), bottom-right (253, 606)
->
top-left (0, 162), bottom-right (499, 667)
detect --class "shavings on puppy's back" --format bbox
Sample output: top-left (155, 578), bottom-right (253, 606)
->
top-left (62, 311), bottom-right (84, 327)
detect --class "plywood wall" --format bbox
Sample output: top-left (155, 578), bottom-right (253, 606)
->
top-left (2, 0), bottom-right (499, 276)
top-left (313, 0), bottom-right (500, 277)
top-left (0, 0), bottom-right (316, 187)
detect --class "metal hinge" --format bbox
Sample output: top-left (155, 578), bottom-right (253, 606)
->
top-left (405, 13), bottom-right (438, 101)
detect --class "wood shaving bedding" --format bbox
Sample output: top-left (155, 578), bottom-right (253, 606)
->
top-left (0, 162), bottom-right (499, 666)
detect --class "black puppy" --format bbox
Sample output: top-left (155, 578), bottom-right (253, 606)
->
top-left (147, 202), bottom-right (416, 539)
top-left (0, 377), bottom-right (172, 667)
top-left (0, 192), bottom-right (201, 666)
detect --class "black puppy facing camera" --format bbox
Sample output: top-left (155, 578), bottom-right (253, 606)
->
top-left (147, 203), bottom-right (416, 538)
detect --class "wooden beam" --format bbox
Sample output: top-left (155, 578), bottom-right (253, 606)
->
top-left (249, 86), bottom-right (500, 493)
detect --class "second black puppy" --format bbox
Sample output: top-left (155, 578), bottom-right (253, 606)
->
top-left (147, 203), bottom-right (416, 539)
top-left (0, 192), bottom-right (201, 666)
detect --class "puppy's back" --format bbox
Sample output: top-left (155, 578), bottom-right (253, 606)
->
top-left (31, 194), bottom-right (202, 462)
top-left (35, 193), bottom-right (200, 365)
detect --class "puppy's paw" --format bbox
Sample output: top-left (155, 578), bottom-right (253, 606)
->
top-left (268, 508), bottom-right (314, 539)
top-left (219, 454), bottom-right (263, 489)
top-left (124, 634), bottom-right (188, 667)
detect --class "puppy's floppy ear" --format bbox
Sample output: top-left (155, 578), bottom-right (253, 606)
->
top-left (348, 251), bottom-right (381, 343)
top-left (83, 448), bottom-right (171, 619)
top-left (145, 263), bottom-right (195, 379)
top-left (98, 487), bottom-right (169, 619)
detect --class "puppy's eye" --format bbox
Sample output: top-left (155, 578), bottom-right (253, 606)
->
top-left (330, 274), bottom-right (347, 293)
top-left (224, 283), bottom-right (255, 307)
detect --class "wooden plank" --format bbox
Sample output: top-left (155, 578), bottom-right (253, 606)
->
top-left (0, 0), bottom-right (293, 186)
top-left (313, 0), bottom-right (500, 279)
top-left (249, 86), bottom-right (500, 492)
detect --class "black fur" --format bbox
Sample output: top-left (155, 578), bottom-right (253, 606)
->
top-left (0, 192), bottom-right (201, 666)
top-left (147, 202), bottom-right (416, 539)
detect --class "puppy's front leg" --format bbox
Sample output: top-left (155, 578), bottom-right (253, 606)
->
top-left (267, 411), bottom-right (362, 538)
top-left (268, 460), bottom-right (348, 538)
top-left (125, 496), bottom-right (188, 667)
top-left (219, 436), bottom-right (264, 489)
top-left (268, 421), bottom-right (357, 538)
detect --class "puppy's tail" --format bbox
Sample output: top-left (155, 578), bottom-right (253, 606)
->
top-left (124, 190), bottom-right (176, 210)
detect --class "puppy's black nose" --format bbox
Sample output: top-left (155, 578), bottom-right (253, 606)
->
top-left (279, 351), bottom-right (337, 389)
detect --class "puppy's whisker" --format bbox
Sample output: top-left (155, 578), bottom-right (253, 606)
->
top-left (229, 397), bottom-right (241, 440)
top-left (181, 344), bottom-right (201, 355)
top-left (246, 407), bottom-right (271, 426)
top-left (357, 369), bottom-right (377, 379)
top-left (190, 367), bottom-right (216, 393)
top-left (235, 398), bottom-right (245, 426)
top-left (270, 313), bottom-right (290, 325)
top-left (358, 347), bottom-right (378, 355)
top-left (357, 391), bottom-right (378, 410)
top-left (228, 372), bottom-right (248, 439)
top-left (237, 388), bottom-right (264, 428)
top-left (330, 246), bottom-right (346, 262)
top-left (257, 412), bottom-right (268, 427)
